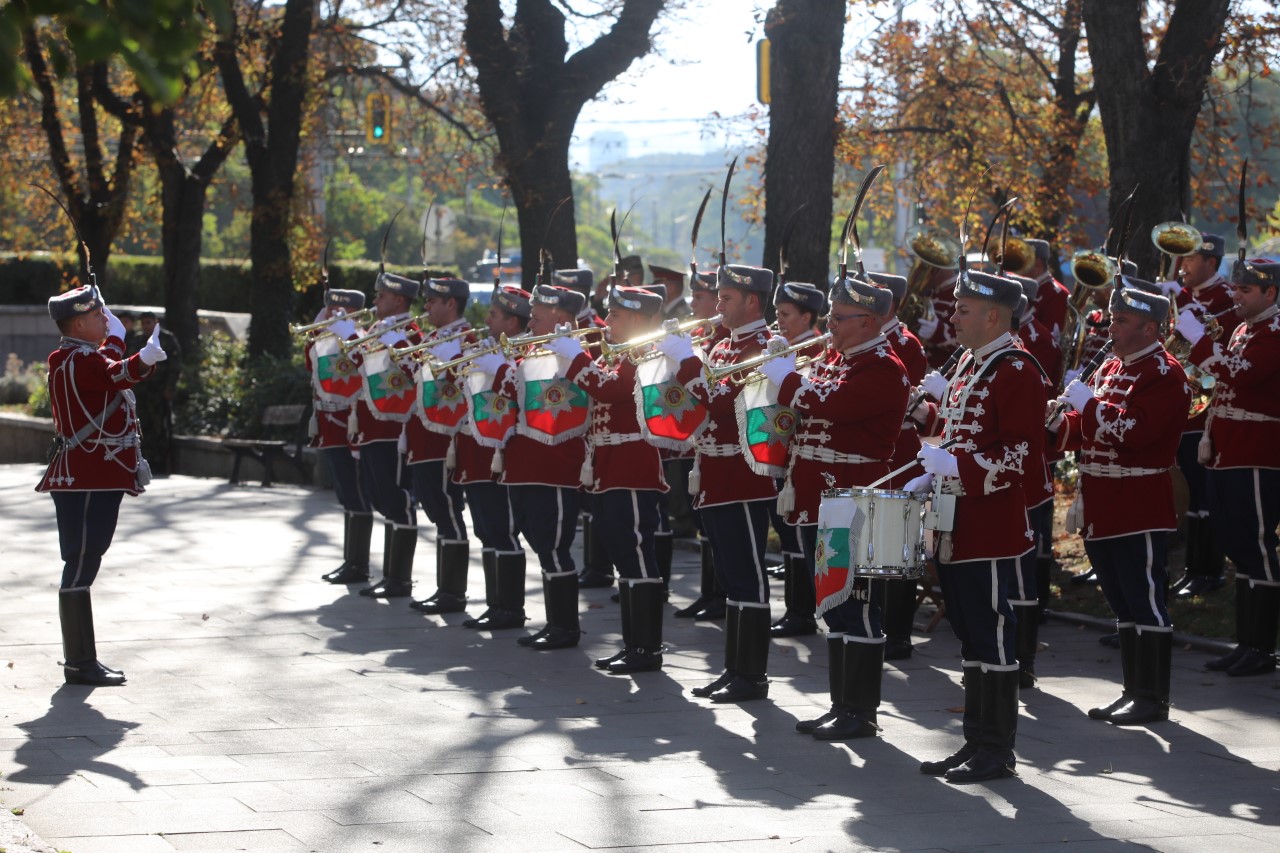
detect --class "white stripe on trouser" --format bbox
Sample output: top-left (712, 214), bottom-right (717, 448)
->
top-left (1254, 469), bottom-right (1278, 585)
top-left (395, 451), bottom-right (414, 524)
top-left (991, 560), bottom-right (1009, 669)
top-left (1143, 532), bottom-right (1168, 629)
top-left (548, 488), bottom-right (567, 574)
top-left (629, 491), bottom-right (650, 579)
top-left (845, 634), bottom-right (886, 645)
top-left (70, 492), bottom-right (90, 588)
top-left (440, 462), bottom-right (463, 537)
top-left (728, 598), bottom-right (770, 610)
top-left (742, 502), bottom-right (767, 605)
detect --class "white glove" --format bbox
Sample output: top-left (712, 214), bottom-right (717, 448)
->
top-left (1154, 279), bottom-right (1183, 298)
top-left (1176, 308), bottom-right (1205, 347)
top-left (1062, 366), bottom-right (1082, 387)
top-left (139, 324), bottom-right (169, 366)
top-left (658, 332), bottom-right (695, 364)
top-left (917, 313), bottom-right (939, 340)
top-left (379, 332), bottom-right (402, 348)
top-left (903, 473), bottom-right (934, 494)
top-left (430, 339), bottom-right (462, 362)
top-left (329, 318), bottom-right (357, 340)
top-left (471, 351), bottom-right (506, 376)
top-left (918, 442), bottom-right (959, 479)
top-left (758, 351), bottom-right (797, 386)
top-left (920, 370), bottom-right (948, 401)
top-left (1059, 379), bottom-right (1094, 413)
top-left (545, 334), bottom-right (585, 361)
top-left (102, 305), bottom-right (126, 341)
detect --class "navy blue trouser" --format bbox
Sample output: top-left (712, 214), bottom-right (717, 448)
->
top-left (356, 440), bottom-right (415, 526)
top-left (462, 481), bottom-right (520, 553)
top-left (509, 484), bottom-right (580, 576)
top-left (1207, 467), bottom-right (1280, 586)
top-left (1177, 432), bottom-right (1209, 517)
top-left (320, 446), bottom-right (371, 514)
top-left (700, 499), bottom-right (771, 605)
top-left (1083, 531), bottom-right (1170, 628)
top-left (52, 491), bottom-right (124, 589)
top-left (1012, 504), bottom-right (1049, 606)
top-left (936, 556), bottom-right (1019, 670)
top-left (409, 460), bottom-right (467, 541)
top-left (596, 489), bottom-right (662, 581)
top-left (799, 524), bottom-right (884, 639)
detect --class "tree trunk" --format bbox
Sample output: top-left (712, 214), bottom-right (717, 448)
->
top-left (761, 0), bottom-right (845, 289)
top-left (1082, 0), bottom-right (1231, 278)
top-left (507, 139), bottom-right (578, 285)
top-left (157, 162), bottom-right (210, 356)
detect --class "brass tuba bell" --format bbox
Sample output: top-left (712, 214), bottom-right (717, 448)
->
top-left (992, 235), bottom-right (1036, 275)
top-left (1069, 249), bottom-right (1118, 289)
top-left (1151, 221), bottom-right (1203, 257)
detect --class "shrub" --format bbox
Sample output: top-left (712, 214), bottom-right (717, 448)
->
top-left (172, 332), bottom-right (311, 437)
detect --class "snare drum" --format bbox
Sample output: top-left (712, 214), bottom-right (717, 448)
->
top-left (816, 487), bottom-right (926, 581)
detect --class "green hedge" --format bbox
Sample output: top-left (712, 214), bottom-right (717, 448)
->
top-left (0, 253), bottom-right (456, 320)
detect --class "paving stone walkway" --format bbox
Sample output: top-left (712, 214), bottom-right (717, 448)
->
top-left (0, 464), bottom-right (1277, 853)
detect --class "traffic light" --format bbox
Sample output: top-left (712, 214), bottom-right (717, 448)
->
top-left (366, 92), bottom-right (390, 144)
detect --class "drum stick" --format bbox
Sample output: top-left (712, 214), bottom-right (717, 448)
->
top-left (866, 437), bottom-right (960, 490)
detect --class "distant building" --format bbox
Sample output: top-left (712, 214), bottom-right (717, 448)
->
top-left (588, 131), bottom-right (629, 172)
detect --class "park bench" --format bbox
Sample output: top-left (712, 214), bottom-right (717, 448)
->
top-left (222, 403), bottom-right (311, 487)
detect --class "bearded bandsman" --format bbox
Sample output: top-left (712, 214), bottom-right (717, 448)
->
top-left (407, 278), bottom-right (475, 616)
top-left (759, 277), bottom-right (910, 741)
top-left (491, 285), bottom-right (589, 648)
top-left (548, 285), bottom-right (671, 672)
top-left (1180, 257), bottom-right (1280, 677)
top-left (660, 264), bottom-right (779, 703)
top-left (869, 271), bottom-right (928, 662)
top-left (1050, 282), bottom-right (1189, 723)
top-left (908, 270), bottom-right (1046, 783)
top-left (309, 289), bottom-right (376, 587)
top-left (342, 273), bottom-right (423, 599)
top-left (671, 269), bottom-right (729, 621)
top-left (39, 285), bottom-right (167, 685)
top-left (767, 281), bottom-right (829, 639)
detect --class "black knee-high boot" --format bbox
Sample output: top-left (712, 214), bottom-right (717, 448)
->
top-left (1109, 628), bottom-right (1171, 724)
top-left (322, 512), bottom-right (373, 583)
top-left (946, 669), bottom-right (1019, 782)
top-left (709, 606), bottom-right (770, 703)
top-left (59, 589), bottom-right (126, 686)
top-left (921, 667), bottom-right (982, 775)
top-left (813, 640), bottom-right (882, 740)
top-left (796, 634), bottom-right (844, 733)
top-left (608, 581), bottom-right (665, 673)
top-left (1014, 604), bottom-right (1040, 689)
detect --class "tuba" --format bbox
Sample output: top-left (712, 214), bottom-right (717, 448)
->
top-left (1151, 221), bottom-right (1203, 282)
top-left (1060, 249), bottom-right (1119, 374)
top-left (992, 236), bottom-right (1036, 275)
top-left (900, 225), bottom-right (961, 332)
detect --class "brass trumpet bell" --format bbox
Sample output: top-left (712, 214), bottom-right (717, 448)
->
top-left (906, 226), bottom-right (961, 270)
top-left (1151, 222), bottom-right (1203, 257)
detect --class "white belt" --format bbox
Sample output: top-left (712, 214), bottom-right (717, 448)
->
top-left (69, 435), bottom-right (139, 449)
top-left (1079, 463), bottom-right (1170, 478)
top-left (1213, 406), bottom-right (1280, 424)
top-left (791, 445), bottom-right (880, 465)
top-left (314, 401), bottom-right (350, 413)
top-left (590, 432), bottom-right (644, 446)
top-left (697, 443), bottom-right (740, 458)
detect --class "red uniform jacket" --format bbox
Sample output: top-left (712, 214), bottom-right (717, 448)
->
top-left (305, 329), bottom-right (361, 450)
top-left (1177, 274), bottom-right (1242, 433)
top-left (350, 313), bottom-right (421, 447)
top-left (566, 351), bottom-right (668, 493)
top-left (1076, 307), bottom-right (1111, 370)
top-left (923, 275), bottom-right (960, 368)
top-left (38, 334), bottom-right (155, 495)
top-left (884, 318), bottom-right (927, 488)
top-left (1189, 304), bottom-right (1280, 470)
top-left (1035, 273), bottom-right (1071, 340)
top-left (491, 359), bottom-right (587, 489)
top-left (1016, 315), bottom-right (1062, 510)
top-left (1055, 342), bottom-right (1189, 539)
top-left (664, 319), bottom-right (731, 463)
top-left (675, 319), bottom-right (777, 508)
top-left (406, 319), bottom-right (474, 465)
top-left (919, 333), bottom-right (1046, 562)
top-left (778, 335), bottom-right (910, 526)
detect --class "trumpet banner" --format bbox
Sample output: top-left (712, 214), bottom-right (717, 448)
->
top-left (360, 348), bottom-right (414, 422)
top-left (416, 361), bottom-right (467, 435)
top-left (813, 493), bottom-right (866, 618)
top-left (633, 355), bottom-right (708, 451)
top-left (515, 352), bottom-right (590, 445)
top-left (311, 335), bottom-right (362, 404)
top-left (734, 376), bottom-right (798, 478)
top-left (465, 368), bottom-right (517, 448)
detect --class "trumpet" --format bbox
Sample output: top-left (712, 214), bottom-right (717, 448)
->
top-left (289, 307), bottom-right (374, 336)
top-left (504, 324), bottom-right (601, 355)
top-left (340, 313), bottom-right (432, 354)
top-left (398, 326), bottom-right (483, 361)
top-left (602, 313), bottom-right (723, 360)
top-left (706, 333), bottom-right (832, 384)
top-left (1164, 304), bottom-right (1234, 357)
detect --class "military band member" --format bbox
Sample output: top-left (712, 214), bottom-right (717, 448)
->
top-left (1167, 234), bottom-right (1238, 598)
top-left (457, 286), bottom-right (530, 630)
top-left (661, 264), bottom-right (778, 703)
top-left (1179, 257), bottom-right (1280, 677)
top-left (916, 261), bottom-right (961, 368)
top-left (760, 278), bottom-right (909, 740)
top-left (909, 270), bottom-right (1046, 783)
top-left (549, 284), bottom-right (671, 671)
top-left (870, 271), bottom-right (929, 662)
top-left (39, 286), bottom-right (167, 685)
top-left (650, 264), bottom-right (693, 323)
top-left (493, 285), bottom-right (588, 647)
top-left (344, 274), bottom-right (423, 598)
top-left (407, 278), bottom-right (474, 615)
top-left (1050, 282), bottom-right (1189, 723)
top-left (308, 289), bottom-right (376, 585)
top-left (670, 270), bottom-right (729, 619)
top-left (767, 281), bottom-right (828, 638)
top-left (1025, 239), bottom-right (1071, 342)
